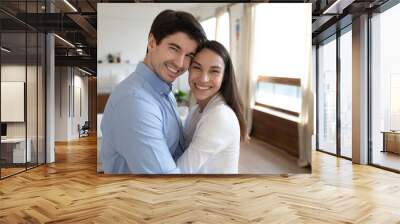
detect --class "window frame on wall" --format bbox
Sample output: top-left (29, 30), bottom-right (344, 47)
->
top-left (368, 0), bottom-right (400, 173)
top-left (316, 33), bottom-right (337, 156)
top-left (0, 2), bottom-right (30, 179)
top-left (315, 24), bottom-right (353, 161)
top-left (255, 76), bottom-right (301, 117)
top-left (315, 0), bottom-right (400, 174)
top-left (252, 3), bottom-right (310, 118)
top-left (0, 1), bottom-right (47, 180)
top-left (339, 25), bottom-right (353, 159)
top-left (200, 16), bottom-right (216, 40)
top-left (200, 10), bottom-right (231, 52)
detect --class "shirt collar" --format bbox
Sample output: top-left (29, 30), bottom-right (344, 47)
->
top-left (135, 62), bottom-right (172, 96)
top-left (199, 93), bottom-right (225, 113)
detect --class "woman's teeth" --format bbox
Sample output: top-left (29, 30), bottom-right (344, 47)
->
top-left (195, 83), bottom-right (211, 90)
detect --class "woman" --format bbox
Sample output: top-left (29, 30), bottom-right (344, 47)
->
top-left (177, 40), bottom-right (246, 174)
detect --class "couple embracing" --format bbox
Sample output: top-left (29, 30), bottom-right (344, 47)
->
top-left (101, 9), bottom-right (246, 174)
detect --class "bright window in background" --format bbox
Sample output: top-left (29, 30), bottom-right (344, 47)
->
top-left (339, 28), bottom-right (352, 158)
top-left (216, 12), bottom-right (230, 52)
top-left (201, 17), bottom-right (216, 40)
top-left (253, 4), bottom-right (309, 78)
top-left (253, 4), bottom-right (309, 115)
top-left (371, 2), bottom-right (400, 171)
top-left (255, 81), bottom-right (301, 114)
top-left (391, 75), bottom-right (400, 129)
top-left (318, 36), bottom-right (337, 155)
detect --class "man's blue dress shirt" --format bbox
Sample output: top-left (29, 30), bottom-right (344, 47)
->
top-left (101, 62), bottom-right (185, 174)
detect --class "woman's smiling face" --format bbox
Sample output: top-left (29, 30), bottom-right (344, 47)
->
top-left (189, 48), bottom-right (225, 107)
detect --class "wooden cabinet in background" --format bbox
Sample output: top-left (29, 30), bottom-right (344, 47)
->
top-left (382, 131), bottom-right (400, 154)
top-left (251, 108), bottom-right (299, 158)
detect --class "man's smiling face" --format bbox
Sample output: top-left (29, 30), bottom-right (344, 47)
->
top-left (146, 32), bottom-right (198, 84)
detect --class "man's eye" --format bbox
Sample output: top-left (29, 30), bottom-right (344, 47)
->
top-left (170, 47), bottom-right (178, 52)
top-left (191, 66), bottom-right (200, 70)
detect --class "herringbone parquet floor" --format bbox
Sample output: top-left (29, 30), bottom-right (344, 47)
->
top-left (1, 136), bottom-right (400, 223)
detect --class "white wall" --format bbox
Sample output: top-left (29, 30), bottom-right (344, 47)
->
top-left (1, 65), bottom-right (35, 138)
top-left (55, 67), bottom-right (89, 141)
top-left (55, 67), bottom-right (69, 141)
top-left (72, 74), bottom-right (89, 138)
top-left (190, 3), bottom-right (229, 21)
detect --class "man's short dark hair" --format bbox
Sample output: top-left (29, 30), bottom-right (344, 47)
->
top-left (149, 9), bottom-right (207, 48)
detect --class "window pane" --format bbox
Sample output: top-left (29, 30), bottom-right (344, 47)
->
top-left (27, 31), bottom-right (38, 169)
top-left (371, 3), bottom-right (400, 171)
top-left (253, 4), bottom-right (308, 115)
top-left (253, 4), bottom-right (309, 78)
top-left (256, 82), bottom-right (274, 105)
top-left (201, 17), bottom-right (216, 40)
top-left (340, 29), bottom-right (352, 158)
top-left (216, 12), bottom-right (230, 52)
top-left (1, 30), bottom-right (28, 177)
top-left (318, 37), bottom-right (337, 154)
top-left (255, 82), bottom-right (301, 113)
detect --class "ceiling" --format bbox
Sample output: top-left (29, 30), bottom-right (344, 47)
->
top-left (0, 0), bottom-right (393, 75)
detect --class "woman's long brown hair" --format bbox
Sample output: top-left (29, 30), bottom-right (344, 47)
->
top-left (197, 41), bottom-right (247, 141)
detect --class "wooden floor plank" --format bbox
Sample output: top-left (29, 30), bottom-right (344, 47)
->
top-left (0, 136), bottom-right (399, 223)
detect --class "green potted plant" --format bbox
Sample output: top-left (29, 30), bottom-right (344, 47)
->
top-left (174, 89), bottom-right (189, 122)
top-left (174, 89), bottom-right (189, 106)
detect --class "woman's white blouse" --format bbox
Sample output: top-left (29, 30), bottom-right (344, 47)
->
top-left (177, 94), bottom-right (240, 174)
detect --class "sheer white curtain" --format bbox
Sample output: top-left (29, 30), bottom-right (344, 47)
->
top-left (229, 3), bottom-right (256, 138)
top-left (298, 4), bottom-right (313, 167)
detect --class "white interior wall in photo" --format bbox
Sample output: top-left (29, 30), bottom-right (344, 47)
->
top-left (55, 67), bottom-right (89, 141)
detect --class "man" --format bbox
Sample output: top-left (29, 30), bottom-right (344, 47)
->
top-left (101, 10), bottom-right (207, 174)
